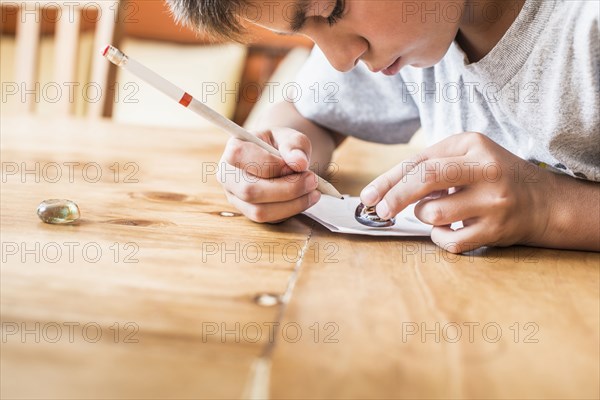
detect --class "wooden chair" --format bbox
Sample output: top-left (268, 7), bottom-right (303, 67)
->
top-left (1, 0), bottom-right (120, 117)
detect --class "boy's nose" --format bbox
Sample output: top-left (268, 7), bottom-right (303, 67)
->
top-left (309, 32), bottom-right (367, 73)
top-left (324, 52), bottom-right (359, 72)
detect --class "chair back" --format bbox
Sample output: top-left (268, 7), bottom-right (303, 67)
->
top-left (1, 0), bottom-right (119, 117)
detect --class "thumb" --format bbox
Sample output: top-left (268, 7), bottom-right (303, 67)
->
top-left (271, 127), bottom-right (312, 173)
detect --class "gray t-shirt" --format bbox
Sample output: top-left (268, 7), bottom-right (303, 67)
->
top-left (294, 0), bottom-right (599, 181)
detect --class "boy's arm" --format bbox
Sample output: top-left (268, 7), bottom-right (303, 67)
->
top-left (534, 172), bottom-right (600, 251)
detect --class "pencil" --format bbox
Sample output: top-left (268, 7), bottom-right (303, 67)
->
top-left (102, 45), bottom-right (343, 199)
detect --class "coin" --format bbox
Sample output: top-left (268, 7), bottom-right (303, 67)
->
top-left (354, 202), bottom-right (396, 228)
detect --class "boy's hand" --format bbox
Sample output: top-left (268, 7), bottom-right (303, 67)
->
top-left (218, 127), bottom-right (321, 223)
top-left (360, 132), bottom-right (555, 253)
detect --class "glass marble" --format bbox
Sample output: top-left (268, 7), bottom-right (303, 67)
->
top-left (37, 199), bottom-right (80, 224)
top-left (355, 203), bottom-right (396, 228)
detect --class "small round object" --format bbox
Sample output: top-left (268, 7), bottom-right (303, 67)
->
top-left (37, 199), bottom-right (80, 224)
top-left (254, 293), bottom-right (281, 307)
top-left (355, 203), bottom-right (396, 228)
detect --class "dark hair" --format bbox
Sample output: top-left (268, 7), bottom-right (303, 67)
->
top-left (166, 0), bottom-right (248, 41)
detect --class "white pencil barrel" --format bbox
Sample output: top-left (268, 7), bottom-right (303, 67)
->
top-left (124, 58), bottom-right (185, 104)
top-left (103, 45), bottom-right (342, 198)
top-left (188, 98), bottom-right (281, 157)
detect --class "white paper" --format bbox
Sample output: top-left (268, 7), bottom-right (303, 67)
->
top-left (303, 195), bottom-right (432, 237)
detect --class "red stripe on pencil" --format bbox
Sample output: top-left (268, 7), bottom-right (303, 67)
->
top-left (179, 92), bottom-right (193, 107)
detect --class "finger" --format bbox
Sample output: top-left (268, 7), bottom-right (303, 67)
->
top-left (414, 188), bottom-right (482, 226)
top-left (370, 157), bottom-right (483, 219)
top-left (430, 223), bottom-right (486, 254)
top-left (420, 131), bottom-right (485, 159)
top-left (423, 190), bottom-right (449, 200)
top-left (221, 170), bottom-right (319, 204)
top-left (222, 137), bottom-right (290, 179)
top-left (359, 132), bottom-right (489, 206)
top-left (225, 189), bottom-right (321, 223)
top-left (271, 127), bottom-right (312, 173)
top-left (359, 152), bottom-right (428, 206)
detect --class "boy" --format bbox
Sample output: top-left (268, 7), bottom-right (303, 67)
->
top-left (167, 0), bottom-right (599, 253)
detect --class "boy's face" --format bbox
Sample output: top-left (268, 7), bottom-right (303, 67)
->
top-left (247, 0), bottom-right (465, 74)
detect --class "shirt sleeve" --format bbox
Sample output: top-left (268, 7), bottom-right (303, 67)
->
top-left (293, 46), bottom-right (421, 144)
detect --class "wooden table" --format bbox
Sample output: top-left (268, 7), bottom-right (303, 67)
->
top-left (1, 116), bottom-right (598, 399)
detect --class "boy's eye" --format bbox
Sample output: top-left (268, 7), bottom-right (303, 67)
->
top-left (325, 0), bottom-right (345, 26)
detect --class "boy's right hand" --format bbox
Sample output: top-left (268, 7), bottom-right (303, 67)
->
top-left (218, 127), bottom-right (321, 223)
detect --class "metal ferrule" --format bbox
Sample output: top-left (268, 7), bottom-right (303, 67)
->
top-left (105, 46), bottom-right (129, 67)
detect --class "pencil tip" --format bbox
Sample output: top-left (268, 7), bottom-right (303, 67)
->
top-left (102, 45), bottom-right (110, 56)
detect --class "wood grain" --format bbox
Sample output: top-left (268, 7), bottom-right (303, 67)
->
top-left (1, 116), bottom-right (598, 399)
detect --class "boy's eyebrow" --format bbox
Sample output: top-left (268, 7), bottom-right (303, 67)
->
top-left (290, 0), bottom-right (312, 32)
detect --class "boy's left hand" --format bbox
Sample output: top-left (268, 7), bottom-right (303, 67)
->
top-left (360, 132), bottom-right (556, 253)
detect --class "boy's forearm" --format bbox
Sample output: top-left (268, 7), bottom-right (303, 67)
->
top-left (534, 173), bottom-right (600, 251)
top-left (254, 101), bottom-right (344, 177)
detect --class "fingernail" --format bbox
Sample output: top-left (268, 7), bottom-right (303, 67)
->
top-left (376, 200), bottom-right (390, 219)
top-left (291, 149), bottom-right (308, 163)
top-left (309, 190), bottom-right (321, 205)
top-left (361, 185), bottom-right (378, 205)
top-left (305, 174), bottom-right (318, 192)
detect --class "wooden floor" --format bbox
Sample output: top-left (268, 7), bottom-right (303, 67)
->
top-left (1, 116), bottom-right (598, 399)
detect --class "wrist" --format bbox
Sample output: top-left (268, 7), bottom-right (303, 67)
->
top-left (521, 167), bottom-right (558, 246)
top-left (523, 170), bottom-right (599, 250)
